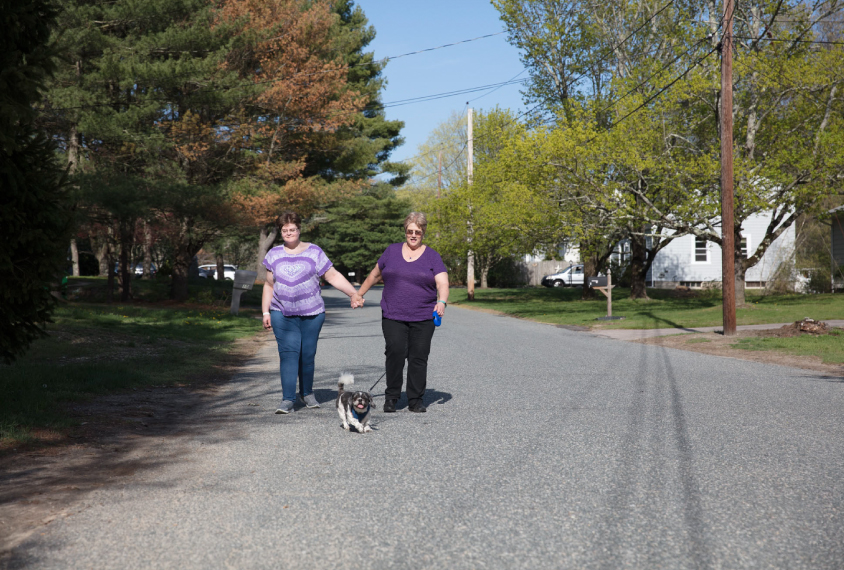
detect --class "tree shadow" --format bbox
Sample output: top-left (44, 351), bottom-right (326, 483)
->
top-left (639, 311), bottom-right (698, 331)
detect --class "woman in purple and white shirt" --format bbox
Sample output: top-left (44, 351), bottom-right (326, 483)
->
top-left (262, 211), bottom-right (359, 415)
top-left (354, 212), bottom-right (449, 413)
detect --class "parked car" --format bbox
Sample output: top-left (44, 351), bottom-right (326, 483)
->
top-left (541, 264), bottom-right (585, 287)
top-left (113, 262), bottom-right (156, 276)
top-left (198, 264), bottom-right (238, 280)
top-left (133, 263), bottom-right (156, 276)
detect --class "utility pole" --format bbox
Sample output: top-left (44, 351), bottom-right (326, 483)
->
top-left (437, 150), bottom-right (442, 199)
top-left (720, 0), bottom-right (737, 336)
top-left (466, 108), bottom-right (475, 301)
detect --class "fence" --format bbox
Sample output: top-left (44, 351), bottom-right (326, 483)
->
top-left (519, 260), bottom-right (572, 287)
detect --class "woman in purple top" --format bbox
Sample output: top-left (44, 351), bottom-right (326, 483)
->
top-left (355, 212), bottom-right (449, 413)
top-left (262, 211), bottom-right (359, 415)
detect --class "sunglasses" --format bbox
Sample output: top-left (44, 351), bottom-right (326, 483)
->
top-left (406, 230), bottom-right (424, 236)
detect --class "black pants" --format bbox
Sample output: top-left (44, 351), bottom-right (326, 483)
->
top-left (381, 317), bottom-right (436, 407)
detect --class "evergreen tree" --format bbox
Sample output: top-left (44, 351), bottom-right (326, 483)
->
top-left (305, 184), bottom-right (410, 280)
top-left (304, 0), bottom-right (408, 185)
top-left (0, 0), bottom-right (72, 363)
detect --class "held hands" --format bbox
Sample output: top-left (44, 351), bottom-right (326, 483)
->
top-left (350, 292), bottom-right (365, 309)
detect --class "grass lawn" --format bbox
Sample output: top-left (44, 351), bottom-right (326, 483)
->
top-left (731, 329), bottom-right (844, 364)
top-left (65, 275), bottom-right (263, 306)
top-left (1, 278), bottom-right (264, 444)
top-left (449, 287), bottom-right (844, 329)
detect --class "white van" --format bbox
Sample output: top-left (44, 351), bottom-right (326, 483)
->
top-left (541, 264), bottom-right (585, 287)
top-left (199, 264), bottom-right (238, 280)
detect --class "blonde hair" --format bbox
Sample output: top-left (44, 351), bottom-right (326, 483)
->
top-left (403, 212), bottom-right (427, 234)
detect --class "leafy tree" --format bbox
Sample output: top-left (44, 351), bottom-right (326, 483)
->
top-left (44, 0), bottom-right (389, 300)
top-left (305, 184), bottom-right (411, 280)
top-left (0, 0), bottom-right (72, 362)
top-left (427, 108), bottom-right (562, 287)
top-left (228, 0), bottom-right (407, 271)
top-left (495, 0), bottom-right (844, 303)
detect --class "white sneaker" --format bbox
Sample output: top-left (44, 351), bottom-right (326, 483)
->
top-left (301, 394), bottom-right (320, 408)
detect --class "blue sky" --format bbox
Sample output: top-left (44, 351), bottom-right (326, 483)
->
top-left (355, 0), bottom-right (527, 164)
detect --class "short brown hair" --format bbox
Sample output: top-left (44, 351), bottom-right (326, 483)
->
top-left (404, 212), bottom-right (427, 234)
top-left (275, 211), bottom-right (301, 231)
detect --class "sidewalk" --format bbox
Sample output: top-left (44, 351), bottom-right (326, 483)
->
top-left (591, 319), bottom-right (844, 341)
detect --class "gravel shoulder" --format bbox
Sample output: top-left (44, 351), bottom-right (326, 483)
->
top-left (632, 330), bottom-right (844, 378)
top-left (0, 332), bottom-right (271, 559)
top-left (454, 302), bottom-right (844, 377)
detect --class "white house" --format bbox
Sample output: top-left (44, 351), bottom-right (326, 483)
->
top-left (647, 212), bottom-right (796, 288)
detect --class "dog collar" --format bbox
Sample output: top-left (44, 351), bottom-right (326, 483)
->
top-left (351, 405), bottom-right (369, 422)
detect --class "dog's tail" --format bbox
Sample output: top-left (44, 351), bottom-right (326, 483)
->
top-left (338, 373), bottom-right (354, 394)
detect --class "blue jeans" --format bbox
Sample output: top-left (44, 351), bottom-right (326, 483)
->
top-left (270, 311), bottom-right (326, 402)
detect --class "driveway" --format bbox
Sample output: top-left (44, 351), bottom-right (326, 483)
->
top-left (4, 288), bottom-right (843, 569)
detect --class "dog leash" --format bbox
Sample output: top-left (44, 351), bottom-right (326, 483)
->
top-left (369, 371), bottom-right (386, 392)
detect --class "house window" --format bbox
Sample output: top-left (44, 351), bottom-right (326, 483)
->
top-left (694, 237), bottom-right (708, 262)
top-left (740, 236), bottom-right (748, 258)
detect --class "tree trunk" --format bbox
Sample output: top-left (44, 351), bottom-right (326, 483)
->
top-left (70, 238), bottom-right (80, 277)
top-left (254, 226), bottom-right (277, 278)
top-left (142, 221), bottom-right (153, 278)
top-left (171, 245), bottom-right (192, 302)
top-left (480, 254), bottom-right (491, 288)
top-left (106, 244), bottom-right (115, 303)
top-left (68, 124), bottom-right (80, 277)
top-left (735, 252), bottom-right (748, 307)
top-left (119, 221), bottom-right (134, 302)
top-left (629, 232), bottom-right (649, 299)
top-left (216, 252), bottom-right (225, 282)
top-left (95, 239), bottom-right (109, 276)
top-left (582, 253), bottom-right (598, 299)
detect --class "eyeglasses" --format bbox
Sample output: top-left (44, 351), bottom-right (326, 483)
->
top-left (406, 230), bottom-right (424, 236)
top-left (281, 228), bottom-right (299, 234)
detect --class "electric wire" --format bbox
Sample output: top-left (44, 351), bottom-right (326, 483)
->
top-left (409, 0), bottom-right (682, 183)
top-left (47, 31), bottom-right (509, 112)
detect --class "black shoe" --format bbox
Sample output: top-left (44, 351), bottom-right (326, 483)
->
top-left (408, 404), bottom-right (427, 413)
top-left (383, 400), bottom-right (397, 413)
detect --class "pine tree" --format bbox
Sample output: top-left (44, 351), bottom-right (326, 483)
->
top-left (0, 0), bottom-right (72, 363)
top-left (306, 184), bottom-right (410, 280)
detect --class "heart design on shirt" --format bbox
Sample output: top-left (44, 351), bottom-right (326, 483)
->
top-left (280, 263), bottom-right (307, 279)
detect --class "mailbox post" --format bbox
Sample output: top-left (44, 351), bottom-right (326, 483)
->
top-left (589, 268), bottom-right (623, 320)
top-left (231, 270), bottom-right (258, 316)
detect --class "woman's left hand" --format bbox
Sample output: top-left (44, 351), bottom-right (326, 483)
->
top-left (435, 302), bottom-right (445, 317)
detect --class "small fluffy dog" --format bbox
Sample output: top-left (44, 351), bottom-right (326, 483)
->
top-left (336, 373), bottom-right (374, 433)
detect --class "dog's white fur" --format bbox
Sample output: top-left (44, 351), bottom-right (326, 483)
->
top-left (336, 373), bottom-right (374, 433)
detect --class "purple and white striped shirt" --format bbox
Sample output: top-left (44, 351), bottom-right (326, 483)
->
top-left (263, 244), bottom-right (333, 316)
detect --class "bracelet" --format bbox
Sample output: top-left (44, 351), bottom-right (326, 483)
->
top-left (437, 300), bottom-right (447, 307)
top-left (263, 312), bottom-right (270, 316)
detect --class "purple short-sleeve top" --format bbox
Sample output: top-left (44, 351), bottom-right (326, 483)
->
top-left (263, 244), bottom-right (333, 316)
top-left (378, 243), bottom-right (448, 322)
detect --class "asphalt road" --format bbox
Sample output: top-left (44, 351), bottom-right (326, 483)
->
top-left (6, 288), bottom-right (844, 569)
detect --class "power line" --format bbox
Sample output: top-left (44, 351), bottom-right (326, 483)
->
top-left (409, 0), bottom-right (682, 181)
top-left (577, 4), bottom-right (736, 142)
top-left (47, 31), bottom-right (509, 112)
top-left (467, 68), bottom-right (528, 103)
top-left (587, 45), bottom-right (719, 142)
top-left (735, 36), bottom-right (844, 46)
top-left (569, 37), bottom-right (710, 129)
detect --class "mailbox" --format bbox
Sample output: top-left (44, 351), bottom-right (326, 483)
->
top-left (588, 276), bottom-right (608, 288)
top-left (233, 270), bottom-right (257, 291)
top-left (230, 270), bottom-right (257, 315)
